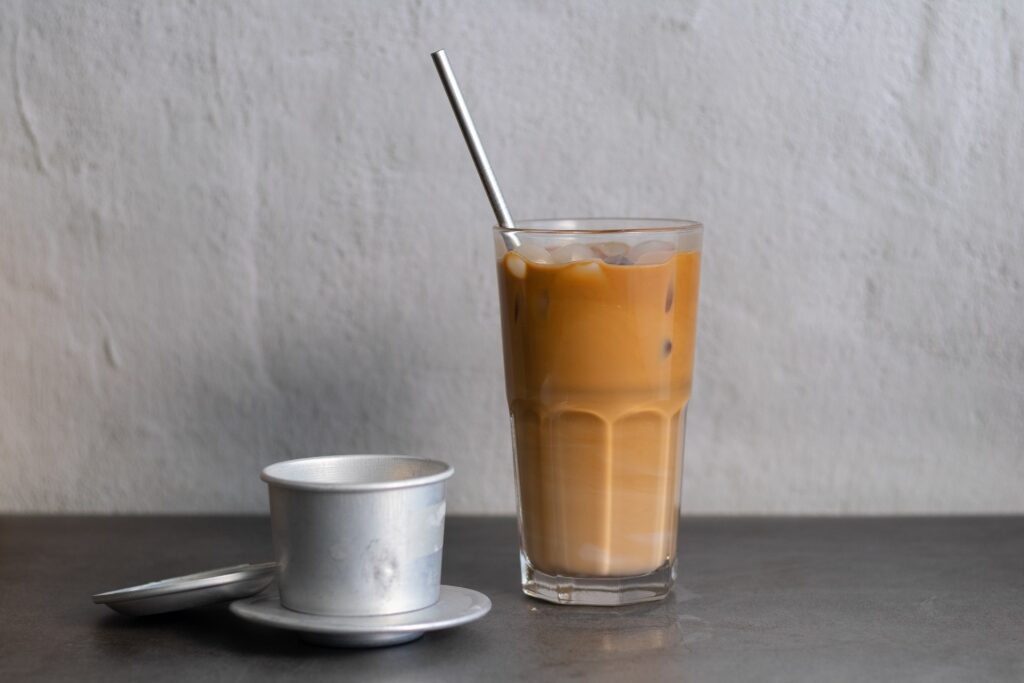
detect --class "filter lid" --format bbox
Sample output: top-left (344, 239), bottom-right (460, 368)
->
top-left (92, 562), bottom-right (277, 616)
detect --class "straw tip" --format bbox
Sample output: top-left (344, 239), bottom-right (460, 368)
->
top-left (431, 49), bottom-right (446, 58)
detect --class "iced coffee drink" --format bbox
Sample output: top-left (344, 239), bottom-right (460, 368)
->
top-left (495, 219), bottom-right (702, 605)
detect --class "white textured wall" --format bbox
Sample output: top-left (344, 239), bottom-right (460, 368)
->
top-left (1, 1), bottom-right (1021, 514)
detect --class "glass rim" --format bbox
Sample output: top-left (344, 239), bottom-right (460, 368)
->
top-left (493, 217), bottom-right (702, 235)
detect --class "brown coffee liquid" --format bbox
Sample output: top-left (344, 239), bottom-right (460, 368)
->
top-left (498, 250), bottom-right (700, 577)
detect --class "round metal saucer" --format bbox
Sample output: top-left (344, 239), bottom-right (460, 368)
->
top-left (229, 585), bottom-right (491, 648)
top-left (93, 562), bottom-right (277, 616)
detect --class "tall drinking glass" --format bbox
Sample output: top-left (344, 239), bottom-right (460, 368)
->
top-left (494, 218), bottom-right (702, 605)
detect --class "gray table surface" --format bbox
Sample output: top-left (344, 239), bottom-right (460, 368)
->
top-left (1, 516), bottom-right (1021, 682)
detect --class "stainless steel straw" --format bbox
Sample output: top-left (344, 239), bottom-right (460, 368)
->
top-left (432, 50), bottom-right (516, 232)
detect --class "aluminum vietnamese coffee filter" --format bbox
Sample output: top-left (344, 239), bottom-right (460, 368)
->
top-left (261, 455), bottom-right (453, 617)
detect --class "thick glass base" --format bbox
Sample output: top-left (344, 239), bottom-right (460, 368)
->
top-left (520, 551), bottom-right (675, 606)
